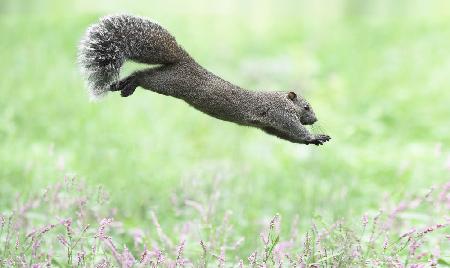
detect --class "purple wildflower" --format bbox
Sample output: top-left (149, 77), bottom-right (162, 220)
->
top-left (415, 252), bottom-right (427, 260)
top-left (432, 246), bottom-right (440, 259)
top-left (57, 234), bottom-right (68, 247)
top-left (95, 259), bottom-right (110, 268)
top-left (420, 223), bottom-right (447, 235)
top-left (122, 246), bottom-right (135, 268)
top-left (430, 257), bottom-right (438, 267)
top-left (103, 237), bottom-right (121, 264)
top-left (215, 247), bottom-right (225, 268)
top-left (175, 239), bottom-right (185, 266)
top-left (95, 218), bottom-right (113, 239)
top-left (32, 239), bottom-right (41, 259)
top-left (139, 247), bottom-right (151, 264)
top-left (361, 213), bottom-right (368, 227)
top-left (400, 228), bottom-right (416, 238)
top-left (15, 232), bottom-right (20, 251)
top-left (131, 228), bottom-right (144, 247)
top-left (150, 211), bottom-right (173, 248)
top-left (270, 214), bottom-right (281, 234)
top-left (153, 249), bottom-right (164, 265)
top-left (200, 239), bottom-right (208, 253)
top-left (409, 239), bottom-right (422, 257)
top-left (351, 248), bottom-right (360, 258)
top-left (248, 251), bottom-right (257, 265)
top-left (274, 241), bottom-right (293, 254)
top-left (383, 236), bottom-right (388, 250)
top-left (439, 182), bottom-right (450, 204)
top-left (77, 250), bottom-right (86, 266)
top-left (39, 224), bottom-right (56, 235)
top-left (60, 218), bottom-right (73, 238)
top-left (0, 214), bottom-right (5, 228)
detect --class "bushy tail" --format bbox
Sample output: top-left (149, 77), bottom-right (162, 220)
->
top-left (78, 14), bottom-right (189, 99)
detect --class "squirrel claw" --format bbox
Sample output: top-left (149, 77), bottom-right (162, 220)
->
top-left (109, 76), bottom-right (138, 97)
top-left (109, 80), bottom-right (126, 91)
top-left (311, 134), bottom-right (331, 146)
top-left (120, 86), bottom-right (136, 97)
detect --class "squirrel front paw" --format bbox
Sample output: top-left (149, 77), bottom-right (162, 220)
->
top-left (109, 76), bottom-right (138, 97)
top-left (309, 134), bottom-right (331, 146)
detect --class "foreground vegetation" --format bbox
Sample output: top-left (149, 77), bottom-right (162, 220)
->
top-left (0, 0), bottom-right (449, 266)
top-left (1, 172), bottom-right (448, 266)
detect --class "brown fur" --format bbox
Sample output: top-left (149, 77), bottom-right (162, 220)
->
top-left (79, 14), bottom-right (331, 145)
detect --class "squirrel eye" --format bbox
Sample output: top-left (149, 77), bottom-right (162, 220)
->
top-left (304, 104), bottom-right (310, 110)
top-left (287, 92), bottom-right (297, 100)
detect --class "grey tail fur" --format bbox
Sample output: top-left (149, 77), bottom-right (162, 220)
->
top-left (78, 14), bottom-right (189, 99)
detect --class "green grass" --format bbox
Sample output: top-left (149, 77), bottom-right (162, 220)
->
top-left (0, 0), bottom-right (449, 259)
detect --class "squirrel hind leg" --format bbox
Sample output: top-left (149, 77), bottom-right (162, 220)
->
top-left (109, 75), bottom-right (138, 97)
top-left (120, 82), bottom-right (137, 97)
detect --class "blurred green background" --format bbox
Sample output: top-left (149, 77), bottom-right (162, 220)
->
top-left (1, 0), bottom-right (449, 252)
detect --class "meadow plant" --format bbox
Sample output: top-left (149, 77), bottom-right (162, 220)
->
top-left (0, 173), bottom-right (448, 267)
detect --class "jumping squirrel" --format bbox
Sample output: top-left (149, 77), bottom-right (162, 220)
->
top-left (78, 15), bottom-right (331, 145)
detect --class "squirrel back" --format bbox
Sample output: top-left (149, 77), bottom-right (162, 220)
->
top-left (78, 15), bottom-right (190, 99)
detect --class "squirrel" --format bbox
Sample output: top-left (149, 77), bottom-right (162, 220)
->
top-left (78, 14), bottom-right (331, 145)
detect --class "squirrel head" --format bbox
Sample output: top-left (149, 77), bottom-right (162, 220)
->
top-left (286, 91), bottom-right (317, 125)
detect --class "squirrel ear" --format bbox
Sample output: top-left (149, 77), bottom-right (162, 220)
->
top-left (287, 91), bottom-right (297, 100)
